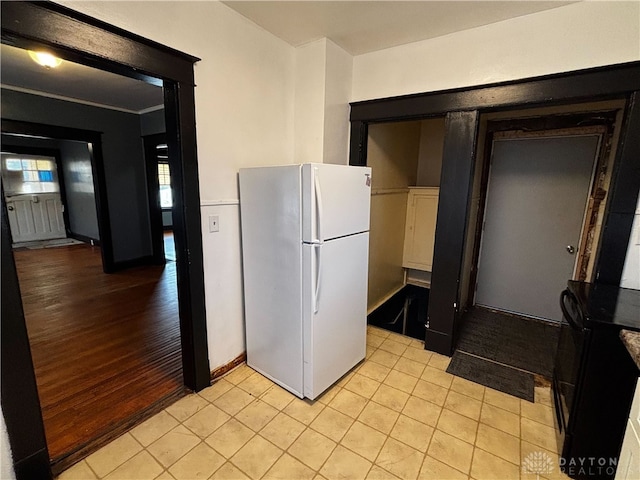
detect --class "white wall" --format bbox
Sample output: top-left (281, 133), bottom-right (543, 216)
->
top-left (367, 121), bottom-right (421, 311)
top-left (57, 1), bottom-right (296, 370)
top-left (52, 0), bottom-right (640, 372)
top-left (322, 40), bottom-right (353, 165)
top-left (294, 38), bottom-right (353, 165)
top-left (294, 39), bottom-right (327, 164)
top-left (353, 1), bottom-right (640, 101)
top-left (0, 408), bottom-right (15, 480)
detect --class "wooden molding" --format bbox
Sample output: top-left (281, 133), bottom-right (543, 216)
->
top-left (211, 353), bottom-right (247, 381)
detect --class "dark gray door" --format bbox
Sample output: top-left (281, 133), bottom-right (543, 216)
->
top-left (475, 135), bottom-right (599, 322)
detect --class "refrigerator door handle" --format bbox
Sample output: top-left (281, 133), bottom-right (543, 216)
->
top-left (314, 243), bottom-right (322, 313)
top-left (314, 167), bottom-right (324, 243)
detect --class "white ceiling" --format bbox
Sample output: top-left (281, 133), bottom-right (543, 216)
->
top-left (222, 1), bottom-right (574, 55)
top-left (0, 1), bottom-right (574, 111)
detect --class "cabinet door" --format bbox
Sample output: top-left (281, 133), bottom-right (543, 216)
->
top-left (403, 189), bottom-right (439, 271)
top-left (616, 380), bottom-right (640, 480)
top-left (616, 422), bottom-right (639, 480)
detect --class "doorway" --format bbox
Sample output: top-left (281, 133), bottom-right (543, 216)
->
top-left (1, 3), bottom-right (209, 478)
top-left (1, 150), bottom-right (67, 244)
top-left (1, 82), bottom-right (185, 469)
top-left (144, 133), bottom-right (176, 264)
top-left (474, 133), bottom-right (601, 322)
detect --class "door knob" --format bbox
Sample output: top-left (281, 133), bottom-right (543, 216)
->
top-left (7, 205), bottom-right (14, 211)
top-left (566, 245), bottom-right (575, 254)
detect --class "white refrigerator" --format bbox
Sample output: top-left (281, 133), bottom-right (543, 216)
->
top-left (239, 163), bottom-right (371, 400)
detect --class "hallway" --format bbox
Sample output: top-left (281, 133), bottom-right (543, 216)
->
top-left (14, 243), bottom-right (184, 471)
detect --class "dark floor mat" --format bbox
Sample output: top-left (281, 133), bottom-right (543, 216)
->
top-left (456, 307), bottom-right (560, 377)
top-left (447, 351), bottom-right (535, 401)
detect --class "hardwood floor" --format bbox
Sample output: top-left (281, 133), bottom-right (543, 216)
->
top-left (13, 243), bottom-right (184, 469)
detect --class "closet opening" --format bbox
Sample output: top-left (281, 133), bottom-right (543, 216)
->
top-left (365, 117), bottom-right (445, 341)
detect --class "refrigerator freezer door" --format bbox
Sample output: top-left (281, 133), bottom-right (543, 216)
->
top-left (303, 232), bottom-right (369, 399)
top-left (302, 164), bottom-right (371, 242)
top-left (239, 165), bottom-right (304, 397)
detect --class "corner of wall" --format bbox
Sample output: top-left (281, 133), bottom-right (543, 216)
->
top-left (294, 39), bottom-right (328, 163)
top-left (323, 40), bottom-right (354, 165)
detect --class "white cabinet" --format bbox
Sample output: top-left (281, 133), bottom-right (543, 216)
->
top-left (402, 187), bottom-right (439, 271)
top-left (617, 378), bottom-right (640, 480)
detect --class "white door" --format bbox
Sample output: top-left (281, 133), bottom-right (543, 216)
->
top-left (475, 135), bottom-right (599, 322)
top-left (302, 164), bottom-right (371, 242)
top-left (6, 193), bottom-right (66, 243)
top-left (303, 232), bottom-right (369, 399)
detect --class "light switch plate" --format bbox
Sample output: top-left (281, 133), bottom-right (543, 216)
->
top-left (209, 215), bottom-right (219, 233)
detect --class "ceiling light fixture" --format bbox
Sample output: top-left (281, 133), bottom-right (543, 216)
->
top-left (28, 51), bottom-right (63, 69)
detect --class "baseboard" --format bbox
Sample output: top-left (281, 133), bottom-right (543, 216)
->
top-left (211, 352), bottom-right (247, 381)
top-left (68, 232), bottom-right (100, 246)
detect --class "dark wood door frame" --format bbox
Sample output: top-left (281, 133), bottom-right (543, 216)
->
top-left (2, 2), bottom-right (210, 478)
top-left (143, 132), bottom-right (168, 265)
top-left (1, 120), bottom-right (115, 271)
top-left (0, 143), bottom-right (73, 238)
top-left (349, 62), bottom-right (640, 356)
top-left (1, 185), bottom-right (51, 480)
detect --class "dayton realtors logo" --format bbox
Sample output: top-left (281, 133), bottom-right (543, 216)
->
top-left (523, 451), bottom-right (622, 478)
top-left (559, 456), bottom-right (618, 477)
top-left (522, 451), bottom-right (554, 478)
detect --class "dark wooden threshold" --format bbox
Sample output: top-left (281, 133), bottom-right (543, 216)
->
top-left (51, 388), bottom-right (186, 476)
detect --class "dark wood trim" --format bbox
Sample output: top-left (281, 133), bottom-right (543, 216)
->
top-left (427, 111), bottom-right (479, 355)
top-left (143, 133), bottom-right (167, 265)
top-left (350, 63), bottom-right (640, 357)
top-left (485, 110), bottom-right (618, 133)
top-left (1, 1), bottom-right (210, 474)
top-left (350, 62), bottom-right (640, 122)
top-left (211, 353), bottom-right (248, 381)
top-left (164, 82), bottom-right (211, 391)
top-left (1, 1), bottom-right (199, 85)
top-left (1, 185), bottom-right (52, 480)
top-left (0, 144), bottom-right (71, 233)
top-left (349, 121), bottom-right (368, 166)
top-left (596, 91), bottom-right (640, 285)
top-left (1, 119), bottom-right (115, 273)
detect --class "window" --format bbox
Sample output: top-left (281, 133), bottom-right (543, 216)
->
top-left (158, 161), bottom-right (172, 208)
top-left (1, 153), bottom-right (60, 194)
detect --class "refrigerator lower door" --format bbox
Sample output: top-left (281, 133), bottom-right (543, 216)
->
top-left (303, 232), bottom-right (369, 399)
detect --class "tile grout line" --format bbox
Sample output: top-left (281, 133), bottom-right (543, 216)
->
top-left (66, 328), bottom-right (561, 480)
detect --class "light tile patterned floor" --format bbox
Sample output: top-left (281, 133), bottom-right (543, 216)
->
top-left (59, 326), bottom-right (569, 480)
